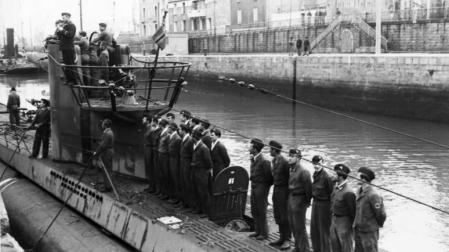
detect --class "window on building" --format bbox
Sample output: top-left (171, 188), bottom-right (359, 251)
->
top-left (183, 2), bottom-right (186, 13)
top-left (174, 21), bottom-right (178, 32)
top-left (143, 25), bottom-right (147, 36)
top-left (192, 1), bottom-right (198, 10)
top-left (208, 18), bottom-right (212, 30)
top-left (237, 9), bottom-right (242, 24)
top-left (183, 20), bottom-right (186, 31)
top-left (253, 8), bottom-right (258, 22)
top-left (143, 8), bottom-right (146, 19)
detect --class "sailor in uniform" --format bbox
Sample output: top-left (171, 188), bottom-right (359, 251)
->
top-left (330, 164), bottom-right (356, 252)
top-left (269, 140), bottom-right (292, 250)
top-left (354, 167), bottom-right (387, 252)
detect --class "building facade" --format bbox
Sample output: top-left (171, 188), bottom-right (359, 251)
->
top-left (167, 0), bottom-right (230, 34)
top-left (138, 0), bottom-right (168, 37)
top-left (230, 0), bottom-right (267, 29)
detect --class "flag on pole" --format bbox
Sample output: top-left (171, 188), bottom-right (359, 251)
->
top-left (152, 24), bottom-right (168, 50)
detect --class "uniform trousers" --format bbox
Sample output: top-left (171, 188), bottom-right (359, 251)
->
top-left (250, 183), bottom-right (270, 237)
top-left (192, 168), bottom-right (210, 214)
top-left (180, 158), bottom-right (195, 207)
top-left (272, 186), bottom-right (291, 241)
top-left (311, 200), bottom-right (331, 252)
top-left (169, 156), bottom-right (180, 200)
top-left (330, 215), bottom-right (354, 252)
top-left (354, 230), bottom-right (379, 252)
top-left (287, 194), bottom-right (310, 252)
top-left (32, 127), bottom-right (50, 158)
top-left (144, 145), bottom-right (154, 189)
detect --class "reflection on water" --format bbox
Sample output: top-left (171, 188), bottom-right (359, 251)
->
top-left (1, 73), bottom-right (449, 252)
top-left (0, 73), bottom-right (49, 110)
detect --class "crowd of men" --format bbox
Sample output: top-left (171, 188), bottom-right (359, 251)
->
top-left (248, 139), bottom-right (387, 252)
top-left (137, 109), bottom-right (387, 252)
top-left (46, 12), bottom-right (116, 85)
top-left (142, 110), bottom-right (230, 218)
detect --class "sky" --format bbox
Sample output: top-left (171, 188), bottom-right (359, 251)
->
top-left (0, 0), bottom-right (138, 48)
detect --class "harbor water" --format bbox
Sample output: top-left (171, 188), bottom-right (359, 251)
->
top-left (1, 73), bottom-right (448, 252)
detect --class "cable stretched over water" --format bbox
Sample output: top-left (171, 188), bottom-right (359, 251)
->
top-left (170, 102), bottom-right (449, 216)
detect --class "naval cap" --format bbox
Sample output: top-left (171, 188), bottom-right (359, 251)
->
top-left (358, 167), bottom-right (375, 182)
top-left (312, 155), bottom-right (323, 164)
top-left (61, 12), bottom-right (71, 17)
top-left (268, 140), bottom-right (282, 150)
top-left (250, 138), bottom-right (264, 152)
top-left (289, 148), bottom-right (302, 157)
top-left (334, 164), bottom-right (350, 176)
top-left (41, 98), bottom-right (50, 106)
top-left (99, 22), bottom-right (107, 27)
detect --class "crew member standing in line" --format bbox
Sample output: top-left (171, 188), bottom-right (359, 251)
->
top-left (157, 118), bottom-right (170, 200)
top-left (269, 140), bottom-right (291, 250)
top-left (56, 12), bottom-right (77, 84)
top-left (248, 138), bottom-right (273, 240)
top-left (29, 99), bottom-right (51, 159)
top-left (151, 116), bottom-right (162, 195)
top-left (93, 119), bottom-right (115, 192)
top-left (180, 110), bottom-right (192, 128)
top-left (354, 167), bottom-right (386, 252)
top-left (311, 155), bottom-right (334, 252)
top-left (143, 117), bottom-right (156, 193)
top-left (287, 149), bottom-right (312, 252)
top-left (303, 38), bottom-right (310, 56)
top-left (191, 128), bottom-right (213, 218)
top-left (179, 123), bottom-right (195, 209)
top-left (168, 122), bottom-right (182, 206)
top-left (200, 119), bottom-right (212, 149)
top-left (166, 112), bottom-right (175, 124)
top-left (210, 128), bottom-right (230, 178)
top-left (7, 87), bottom-right (20, 126)
top-left (330, 164), bottom-right (356, 252)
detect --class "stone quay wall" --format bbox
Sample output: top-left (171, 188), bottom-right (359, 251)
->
top-left (162, 54), bottom-right (449, 123)
top-left (188, 20), bottom-right (449, 53)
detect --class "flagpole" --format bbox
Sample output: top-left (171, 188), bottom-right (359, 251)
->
top-left (145, 10), bottom-right (168, 110)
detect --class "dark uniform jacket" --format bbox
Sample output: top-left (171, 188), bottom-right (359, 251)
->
top-left (191, 141), bottom-right (212, 170)
top-left (31, 109), bottom-right (51, 130)
top-left (143, 125), bottom-right (153, 147)
top-left (354, 185), bottom-right (387, 233)
top-left (211, 140), bottom-right (230, 176)
top-left (57, 21), bottom-right (76, 50)
top-left (250, 153), bottom-right (273, 185)
top-left (92, 31), bottom-right (113, 46)
top-left (180, 134), bottom-right (194, 160)
top-left (288, 162), bottom-right (312, 203)
top-left (201, 132), bottom-right (212, 149)
top-left (168, 132), bottom-right (182, 157)
top-left (7, 92), bottom-right (20, 110)
top-left (95, 128), bottom-right (114, 155)
top-left (151, 127), bottom-right (162, 152)
top-left (331, 181), bottom-right (356, 221)
top-left (271, 155), bottom-right (290, 187)
top-left (158, 128), bottom-right (170, 154)
top-left (312, 169), bottom-right (334, 201)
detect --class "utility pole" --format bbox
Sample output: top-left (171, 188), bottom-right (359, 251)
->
top-left (79, 0), bottom-right (83, 31)
top-left (375, 0), bottom-right (382, 54)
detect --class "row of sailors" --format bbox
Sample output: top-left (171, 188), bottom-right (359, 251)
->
top-left (249, 139), bottom-right (387, 252)
top-left (142, 110), bottom-right (230, 219)
top-left (94, 110), bottom-right (387, 252)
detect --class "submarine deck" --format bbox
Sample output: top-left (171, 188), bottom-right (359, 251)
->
top-left (0, 126), bottom-right (286, 252)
